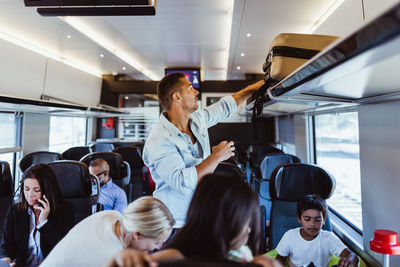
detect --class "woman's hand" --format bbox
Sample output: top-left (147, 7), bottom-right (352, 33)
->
top-left (34, 194), bottom-right (50, 225)
top-left (104, 249), bottom-right (158, 267)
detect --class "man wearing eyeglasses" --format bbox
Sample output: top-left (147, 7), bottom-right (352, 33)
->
top-left (143, 72), bottom-right (264, 236)
top-left (89, 158), bottom-right (127, 214)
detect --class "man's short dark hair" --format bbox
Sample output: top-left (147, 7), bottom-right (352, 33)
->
top-left (89, 158), bottom-right (108, 168)
top-left (297, 194), bottom-right (327, 220)
top-left (157, 73), bottom-right (186, 110)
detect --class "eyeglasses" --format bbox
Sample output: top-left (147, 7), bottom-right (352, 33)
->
top-left (95, 170), bottom-right (109, 177)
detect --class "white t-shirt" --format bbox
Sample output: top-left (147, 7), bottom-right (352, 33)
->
top-left (40, 210), bottom-right (124, 267)
top-left (275, 228), bottom-right (347, 267)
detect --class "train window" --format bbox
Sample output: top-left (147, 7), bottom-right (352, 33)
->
top-left (49, 116), bottom-right (87, 152)
top-left (314, 112), bottom-right (362, 231)
top-left (0, 113), bottom-right (17, 148)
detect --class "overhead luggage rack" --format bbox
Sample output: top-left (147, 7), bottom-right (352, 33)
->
top-left (249, 2), bottom-right (400, 115)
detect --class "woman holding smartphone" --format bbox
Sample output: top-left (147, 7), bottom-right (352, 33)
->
top-left (0, 164), bottom-right (74, 267)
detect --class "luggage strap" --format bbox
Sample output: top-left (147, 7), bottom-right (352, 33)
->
top-left (270, 46), bottom-right (320, 59)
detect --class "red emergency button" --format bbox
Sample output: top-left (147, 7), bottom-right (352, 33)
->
top-left (370, 230), bottom-right (400, 255)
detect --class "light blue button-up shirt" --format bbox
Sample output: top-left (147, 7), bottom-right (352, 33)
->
top-left (143, 95), bottom-right (237, 227)
top-left (99, 178), bottom-right (127, 214)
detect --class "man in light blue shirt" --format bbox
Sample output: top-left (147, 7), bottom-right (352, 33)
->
top-left (143, 73), bottom-right (264, 230)
top-left (89, 158), bottom-right (127, 214)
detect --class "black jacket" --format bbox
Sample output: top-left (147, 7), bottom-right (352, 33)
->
top-left (0, 201), bottom-right (74, 265)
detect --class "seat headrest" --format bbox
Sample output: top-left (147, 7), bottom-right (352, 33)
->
top-left (112, 146), bottom-right (144, 168)
top-left (90, 143), bottom-right (114, 152)
top-left (80, 152), bottom-right (126, 180)
top-left (62, 146), bottom-right (91, 161)
top-left (48, 161), bottom-right (92, 198)
top-left (259, 153), bottom-right (301, 179)
top-left (214, 162), bottom-right (245, 180)
top-left (270, 163), bottom-right (335, 201)
top-left (19, 151), bottom-right (62, 172)
top-left (0, 161), bottom-right (12, 196)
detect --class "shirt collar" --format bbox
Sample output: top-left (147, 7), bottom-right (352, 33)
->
top-left (159, 112), bottom-right (190, 137)
top-left (102, 178), bottom-right (113, 188)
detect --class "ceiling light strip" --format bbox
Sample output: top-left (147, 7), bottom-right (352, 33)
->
top-left (0, 31), bottom-right (102, 77)
top-left (307, 0), bottom-right (345, 33)
top-left (61, 16), bottom-right (161, 81)
top-left (223, 0), bottom-right (235, 80)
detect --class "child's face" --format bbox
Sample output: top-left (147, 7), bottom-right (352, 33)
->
top-left (298, 209), bottom-right (324, 239)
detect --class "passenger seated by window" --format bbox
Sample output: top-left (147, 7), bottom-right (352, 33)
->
top-left (0, 164), bottom-right (74, 267)
top-left (89, 158), bottom-right (127, 213)
top-left (275, 195), bottom-right (359, 267)
top-left (40, 196), bottom-right (174, 267)
top-left (105, 174), bottom-right (281, 267)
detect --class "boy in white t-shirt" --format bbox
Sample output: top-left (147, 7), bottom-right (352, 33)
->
top-left (275, 195), bottom-right (358, 267)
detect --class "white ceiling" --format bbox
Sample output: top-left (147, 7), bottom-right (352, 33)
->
top-left (0, 0), bottom-right (337, 81)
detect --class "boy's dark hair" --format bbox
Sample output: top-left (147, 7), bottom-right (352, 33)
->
top-left (297, 194), bottom-right (327, 220)
top-left (157, 73), bottom-right (186, 110)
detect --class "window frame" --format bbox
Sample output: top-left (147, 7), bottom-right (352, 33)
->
top-left (307, 108), bottom-right (363, 234)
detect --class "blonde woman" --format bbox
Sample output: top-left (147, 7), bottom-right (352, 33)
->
top-left (40, 196), bottom-right (174, 267)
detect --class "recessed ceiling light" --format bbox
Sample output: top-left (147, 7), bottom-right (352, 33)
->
top-left (122, 67), bottom-right (126, 70)
top-left (241, 53), bottom-right (245, 57)
top-left (236, 66), bottom-right (241, 70)
top-left (100, 54), bottom-right (104, 58)
top-left (124, 96), bottom-right (129, 100)
top-left (67, 35), bottom-right (72, 39)
top-left (246, 33), bottom-right (251, 37)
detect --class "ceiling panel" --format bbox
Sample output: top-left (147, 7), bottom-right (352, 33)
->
top-left (1, 0), bottom-right (340, 81)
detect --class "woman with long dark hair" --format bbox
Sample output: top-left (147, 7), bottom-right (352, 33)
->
top-left (106, 174), bottom-right (279, 267)
top-left (0, 164), bottom-right (74, 267)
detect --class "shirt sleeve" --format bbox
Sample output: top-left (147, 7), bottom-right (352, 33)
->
top-left (199, 95), bottom-right (237, 128)
top-left (275, 230), bottom-right (291, 257)
top-left (328, 232), bottom-right (347, 256)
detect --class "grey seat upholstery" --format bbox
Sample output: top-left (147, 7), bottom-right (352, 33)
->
top-left (0, 161), bottom-right (13, 241)
top-left (269, 163), bottom-right (336, 249)
top-left (48, 160), bottom-right (93, 224)
top-left (19, 151), bottom-right (62, 172)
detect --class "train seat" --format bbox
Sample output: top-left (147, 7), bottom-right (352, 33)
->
top-left (62, 146), bottom-right (91, 161)
top-left (80, 152), bottom-right (130, 189)
top-left (254, 153), bottom-right (301, 220)
top-left (214, 161), bottom-right (246, 181)
top-left (0, 161), bottom-right (13, 241)
top-left (269, 163), bottom-right (336, 249)
top-left (112, 146), bottom-right (149, 202)
top-left (48, 161), bottom-right (93, 224)
top-left (90, 143), bottom-right (115, 152)
top-left (19, 151), bottom-right (63, 172)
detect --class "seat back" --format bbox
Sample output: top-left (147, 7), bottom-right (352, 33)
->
top-left (80, 152), bottom-right (130, 188)
top-left (47, 161), bottom-right (93, 224)
top-left (62, 146), bottom-right (91, 161)
top-left (269, 163), bottom-right (335, 249)
top-left (19, 151), bottom-right (62, 172)
top-left (214, 161), bottom-right (245, 181)
top-left (0, 161), bottom-right (13, 241)
top-left (112, 146), bottom-right (148, 202)
top-left (255, 153), bottom-right (301, 221)
top-left (90, 143), bottom-right (115, 152)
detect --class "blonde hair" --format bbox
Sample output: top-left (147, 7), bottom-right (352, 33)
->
top-left (121, 196), bottom-right (175, 239)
